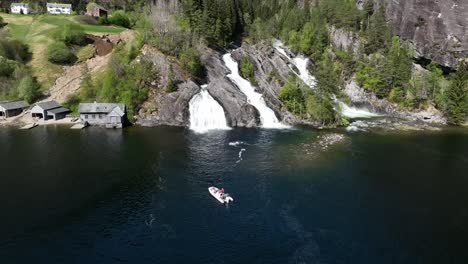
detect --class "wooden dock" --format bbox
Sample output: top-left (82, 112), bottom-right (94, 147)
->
top-left (20, 123), bottom-right (38, 130)
top-left (71, 123), bottom-right (87, 129)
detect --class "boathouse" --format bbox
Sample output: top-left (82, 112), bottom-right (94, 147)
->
top-left (46, 3), bottom-right (72, 15)
top-left (86, 3), bottom-right (108, 17)
top-left (0, 101), bottom-right (29, 118)
top-left (31, 101), bottom-right (70, 120)
top-left (10, 3), bottom-right (32, 14)
top-left (78, 102), bottom-right (125, 128)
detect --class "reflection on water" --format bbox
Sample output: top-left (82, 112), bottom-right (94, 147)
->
top-left (0, 126), bottom-right (468, 263)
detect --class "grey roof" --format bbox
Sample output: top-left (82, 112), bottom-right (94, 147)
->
top-left (11, 3), bottom-right (30, 7)
top-left (79, 103), bottom-right (126, 115)
top-left (35, 101), bottom-right (61, 110)
top-left (48, 107), bottom-right (70, 115)
top-left (88, 3), bottom-right (107, 11)
top-left (47, 3), bottom-right (72, 8)
top-left (0, 101), bottom-right (29, 110)
top-left (11, 3), bottom-right (29, 7)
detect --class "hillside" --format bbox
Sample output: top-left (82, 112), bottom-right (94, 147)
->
top-left (1, 13), bottom-right (124, 88)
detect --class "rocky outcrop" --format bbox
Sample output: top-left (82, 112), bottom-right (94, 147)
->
top-left (137, 81), bottom-right (200, 127)
top-left (200, 47), bottom-right (260, 127)
top-left (345, 78), bottom-right (446, 124)
top-left (329, 26), bottom-right (360, 53)
top-left (375, 0), bottom-right (468, 67)
top-left (136, 45), bottom-right (197, 126)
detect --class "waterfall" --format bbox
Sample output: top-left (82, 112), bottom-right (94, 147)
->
top-left (189, 85), bottom-right (231, 133)
top-left (292, 56), bottom-right (317, 88)
top-left (274, 40), bottom-right (379, 119)
top-left (273, 40), bottom-right (317, 88)
top-left (222, 53), bottom-right (288, 129)
top-left (338, 101), bottom-right (380, 119)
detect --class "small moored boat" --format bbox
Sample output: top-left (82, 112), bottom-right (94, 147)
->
top-left (208, 187), bottom-right (234, 204)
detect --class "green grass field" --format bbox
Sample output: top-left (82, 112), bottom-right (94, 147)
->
top-left (1, 13), bottom-right (125, 88)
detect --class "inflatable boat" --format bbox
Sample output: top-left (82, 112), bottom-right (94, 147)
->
top-left (208, 187), bottom-right (234, 204)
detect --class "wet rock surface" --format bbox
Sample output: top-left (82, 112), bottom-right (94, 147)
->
top-left (346, 118), bottom-right (443, 133)
top-left (300, 133), bottom-right (347, 156)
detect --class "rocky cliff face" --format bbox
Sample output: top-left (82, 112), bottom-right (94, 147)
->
top-left (375, 0), bottom-right (468, 67)
top-left (136, 45), bottom-right (261, 128)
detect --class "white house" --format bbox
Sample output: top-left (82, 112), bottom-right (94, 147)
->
top-left (79, 103), bottom-right (126, 128)
top-left (46, 3), bottom-right (72, 15)
top-left (10, 3), bottom-right (32, 14)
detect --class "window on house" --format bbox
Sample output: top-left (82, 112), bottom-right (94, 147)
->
top-left (85, 115), bottom-right (88, 119)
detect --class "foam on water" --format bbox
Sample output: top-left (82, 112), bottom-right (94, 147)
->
top-left (229, 141), bottom-right (245, 147)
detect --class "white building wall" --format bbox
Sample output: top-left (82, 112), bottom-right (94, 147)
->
top-left (11, 6), bottom-right (30, 14)
top-left (47, 7), bottom-right (71, 15)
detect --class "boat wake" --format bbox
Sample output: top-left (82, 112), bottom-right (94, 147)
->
top-left (229, 141), bottom-right (248, 147)
top-left (236, 148), bottom-right (246, 163)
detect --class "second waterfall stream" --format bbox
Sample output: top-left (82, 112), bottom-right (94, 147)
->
top-left (223, 53), bottom-right (288, 129)
top-left (273, 40), bottom-right (379, 119)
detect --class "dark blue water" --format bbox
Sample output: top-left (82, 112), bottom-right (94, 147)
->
top-left (1, 126), bottom-right (468, 263)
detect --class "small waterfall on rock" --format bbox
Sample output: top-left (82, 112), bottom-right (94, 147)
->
top-left (189, 85), bottom-right (231, 133)
top-left (338, 101), bottom-right (380, 119)
top-left (273, 40), bottom-right (316, 88)
top-left (273, 40), bottom-right (379, 119)
top-left (222, 53), bottom-right (288, 129)
top-left (292, 56), bottom-right (317, 88)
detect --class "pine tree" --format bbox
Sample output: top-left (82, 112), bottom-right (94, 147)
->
top-left (446, 62), bottom-right (468, 125)
top-left (365, 3), bottom-right (391, 54)
top-left (363, 0), bottom-right (374, 29)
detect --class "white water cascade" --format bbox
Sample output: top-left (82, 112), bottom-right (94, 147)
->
top-left (338, 101), bottom-right (380, 119)
top-left (222, 53), bottom-right (288, 129)
top-left (273, 40), bottom-right (379, 119)
top-left (273, 40), bottom-right (317, 88)
top-left (189, 85), bottom-right (231, 133)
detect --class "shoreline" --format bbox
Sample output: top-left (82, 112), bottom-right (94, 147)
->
top-left (2, 117), bottom-right (464, 132)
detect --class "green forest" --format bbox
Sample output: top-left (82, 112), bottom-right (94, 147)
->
top-left (1, 0), bottom-right (467, 125)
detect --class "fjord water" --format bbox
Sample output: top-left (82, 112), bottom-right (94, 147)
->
top-left (1, 126), bottom-right (468, 263)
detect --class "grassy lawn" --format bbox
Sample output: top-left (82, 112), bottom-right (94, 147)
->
top-left (1, 12), bottom-right (125, 88)
top-left (80, 24), bottom-right (124, 34)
